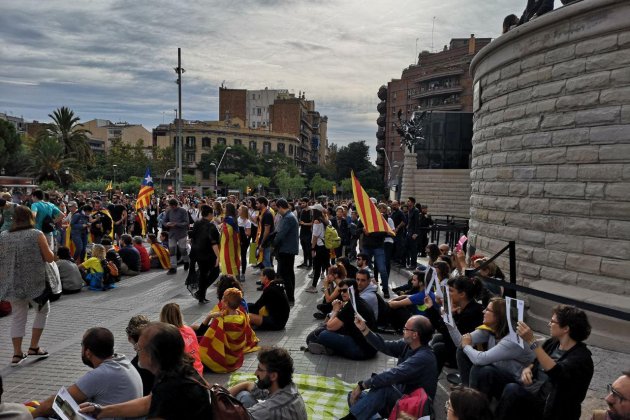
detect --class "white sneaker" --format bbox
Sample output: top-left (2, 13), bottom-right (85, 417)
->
top-left (305, 286), bottom-right (318, 293)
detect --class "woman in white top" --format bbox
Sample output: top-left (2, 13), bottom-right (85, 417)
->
top-left (306, 204), bottom-right (329, 293)
top-left (237, 205), bottom-right (252, 279)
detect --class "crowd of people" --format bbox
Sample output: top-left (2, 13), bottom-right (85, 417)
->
top-left (0, 187), bottom-right (625, 420)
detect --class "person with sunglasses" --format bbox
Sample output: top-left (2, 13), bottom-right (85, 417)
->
top-left (305, 279), bottom-right (377, 360)
top-left (593, 372), bottom-right (630, 420)
top-left (494, 305), bottom-right (593, 420)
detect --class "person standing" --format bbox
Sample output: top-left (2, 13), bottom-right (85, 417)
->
top-left (255, 197), bottom-right (275, 269)
top-left (147, 198), bottom-right (159, 236)
top-left (237, 205), bottom-right (252, 281)
top-left (405, 197), bottom-right (420, 268)
top-left (390, 200), bottom-right (406, 265)
top-left (70, 204), bottom-right (91, 264)
top-left (0, 192), bottom-right (18, 233)
top-left (307, 204), bottom-right (329, 294)
top-left (0, 206), bottom-right (55, 366)
top-left (297, 199), bottom-right (313, 268)
top-left (418, 205), bottom-right (433, 257)
top-left (273, 199), bottom-right (299, 305)
top-left (109, 196), bottom-right (128, 243)
top-left (219, 203), bottom-right (241, 278)
top-left (30, 189), bottom-right (61, 250)
top-left (189, 204), bottom-right (220, 303)
top-left (163, 199), bottom-right (190, 274)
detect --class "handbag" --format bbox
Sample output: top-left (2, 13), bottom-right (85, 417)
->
top-left (34, 262), bottom-right (62, 307)
top-left (209, 384), bottom-right (251, 420)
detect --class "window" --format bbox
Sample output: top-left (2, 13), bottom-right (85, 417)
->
top-left (218, 137), bottom-right (226, 145)
top-left (263, 142), bottom-right (271, 154)
top-left (249, 140), bottom-right (257, 151)
top-left (202, 137), bottom-right (211, 148)
top-left (185, 136), bottom-right (196, 148)
top-left (257, 108), bottom-right (262, 116)
top-left (277, 143), bottom-right (285, 155)
top-left (202, 170), bottom-right (210, 180)
top-left (185, 152), bottom-right (195, 163)
top-left (234, 138), bottom-right (242, 146)
top-left (289, 144), bottom-right (294, 155)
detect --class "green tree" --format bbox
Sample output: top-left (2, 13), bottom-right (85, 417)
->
top-left (335, 141), bottom-right (372, 181)
top-left (340, 177), bottom-right (353, 197)
top-left (310, 173), bottom-right (334, 195)
top-left (26, 135), bottom-right (76, 184)
top-left (0, 119), bottom-right (22, 175)
top-left (47, 106), bottom-right (93, 164)
top-left (275, 169), bottom-right (306, 198)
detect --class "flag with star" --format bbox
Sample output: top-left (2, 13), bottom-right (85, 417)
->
top-left (135, 168), bottom-right (154, 211)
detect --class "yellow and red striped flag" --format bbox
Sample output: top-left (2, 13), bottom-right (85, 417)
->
top-left (220, 217), bottom-right (241, 276)
top-left (137, 210), bottom-right (147, 236)
top-left (65, 227), bottom-right (76, 256)
top-left (151, 243), bottom-right (171, 269)
top-left (351, 171), bottom-right (395, 235)
top-left (135, 168), bottom-right (154, 211)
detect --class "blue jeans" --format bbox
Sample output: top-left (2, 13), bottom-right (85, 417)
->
top-left (314, 330), bottom-right (374, 360)
top-left (348, 386), bottom-right (403, 420)
top-left (71, 233), bottom-right (87, 261)
top-left (362, 246), bottom-right (389, 292)
top-left (263, 247), bottom-right (272, 268)
top-left (236, 390), bottom-right (258, 408)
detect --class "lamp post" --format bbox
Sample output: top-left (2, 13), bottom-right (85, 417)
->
top-left (213, 146), bottom-right (231, 195)
top-left (162, 168), bottom-right (177, 193)
top-left (112, 164), bottom-right (117, 187)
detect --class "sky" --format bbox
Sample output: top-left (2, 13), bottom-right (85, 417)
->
top-left (0, 0), bottom-right (516, 155)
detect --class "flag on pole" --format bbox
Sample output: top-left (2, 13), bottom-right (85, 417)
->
top-left (220, 216), bottom-right (241, 276)
top-left (135, 168), bottom-right (154, 211)
top-left (105, 181), bottom-right (113, 192)
top-left (351, 171), bottom-right (395, 235)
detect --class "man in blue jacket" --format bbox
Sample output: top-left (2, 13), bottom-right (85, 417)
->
top-left (341, 315), bottom-right (437, 420)
top-left (273, 199), bottom-right (299, 305)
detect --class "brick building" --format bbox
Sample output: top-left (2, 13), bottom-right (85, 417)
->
top-left (377, 34), bottom-right (492, 180)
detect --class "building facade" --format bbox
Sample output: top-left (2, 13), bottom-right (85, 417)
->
top-left (152, 118), bottom-right (301, 187)
top-left (220, 87), bottom-right (328, 168)
top-left (377, 34), bottom-right (492, 180)
top-left (0, 113), bottom-right (27, 136)
top-left (81, 119), bottom-right (152, 153)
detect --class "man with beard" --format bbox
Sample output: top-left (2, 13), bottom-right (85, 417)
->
top-left (109, 196), bottom-right (128, 243)
top-left (30, 327), bottom-right (142, 418)
top-left (340, 315), bottom-right (437, 420)
top-left (229, 347), bottom-right (307, 420)
top-left (89, 199), bottom-right (113, 245)
top-left (594, 371), bottom-right (630, 420)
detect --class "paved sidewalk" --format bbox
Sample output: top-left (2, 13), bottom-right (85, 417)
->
top-left (0, 260), bottom-right (625, 419)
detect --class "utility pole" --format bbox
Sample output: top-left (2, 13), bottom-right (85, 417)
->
top-left (175, 48), bottom-right (185, 194)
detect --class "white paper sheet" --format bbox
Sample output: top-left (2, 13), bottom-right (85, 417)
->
top-left (505, 296), bottom-right (525, 348)
top-left (52, 386), bottom-right (95, 420)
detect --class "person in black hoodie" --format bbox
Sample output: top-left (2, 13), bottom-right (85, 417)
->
top-left (248, 268), bottom-right (290, 330)
top-left (495, 305), bottom-right (593, 420)
top-left (424, 276), bottom-right (484, 374)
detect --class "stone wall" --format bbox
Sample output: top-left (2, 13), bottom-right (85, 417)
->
top-left (469, 0), bottom-right (630, 296)
top-left (400, 152), bottom-right (472, 218)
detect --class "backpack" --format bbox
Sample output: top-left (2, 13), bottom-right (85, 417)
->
top-left (0, 301), bottom-right (12, 317)
top-left (324, 225), bottom-right (341, 249)
top-left (388, 387), bottom-right (433, 420)
top-left (209, 384), bottom-right (250, 420)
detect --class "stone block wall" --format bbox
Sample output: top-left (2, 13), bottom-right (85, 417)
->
top-left (400, 152), bottom-right (472, 218)
top-left (469, 0), bottom-right (630, 295)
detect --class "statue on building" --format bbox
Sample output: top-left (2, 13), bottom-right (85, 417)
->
top-left (395, 109), bottom-right (426, 152)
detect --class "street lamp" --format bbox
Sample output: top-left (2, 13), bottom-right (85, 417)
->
top-left (162, 168), bottom-right (177, 193)
top-left (213, 146), bottom-right (231, 194)
top-left (112, 164), bottom-right (117, 186)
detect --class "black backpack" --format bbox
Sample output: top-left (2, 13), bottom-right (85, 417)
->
top-left (41, 214), bottom-right (56, 233)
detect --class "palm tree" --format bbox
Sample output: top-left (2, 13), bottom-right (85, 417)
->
top-left (26, 135), bottom-right (76, 184)
top-left (47, 106), bottom-right (93, 163)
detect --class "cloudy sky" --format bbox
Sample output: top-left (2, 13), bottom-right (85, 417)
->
top-left (1, 0), bottom-right (515, 153)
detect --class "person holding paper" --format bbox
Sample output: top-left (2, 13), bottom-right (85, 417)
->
top-left (495, 305), bottom-right (594, 420)
top-left (447, 297), bottom-right (535, 400)
top-left (305, 279), bottom-right (377, 360)
top-left (31, 327), bottom-right (142, 419)
top-left (386, 270), bottom-right (438, 331)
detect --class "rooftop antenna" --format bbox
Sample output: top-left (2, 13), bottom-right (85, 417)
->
top-left (415, 37), bottom-right (419, 63)
top-left (431, 16), bottom-right (436, 52)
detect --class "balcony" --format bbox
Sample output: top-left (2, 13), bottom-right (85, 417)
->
top-left (419, 103), bottom-right (463, 111)
top-left (412, 85), bottom-right (463, 99)
top-left (414, 68), bottom-right (464, 83)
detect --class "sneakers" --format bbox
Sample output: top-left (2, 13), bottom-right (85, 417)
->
top-left (167, 268), bottom-right (177, 275)
top-left (313, 312), bottom-right (326, 320)
top-left (183, 261), bottom-right (190, 271)
top-left (305, 286), bottom-right (318, 294)
top-left (383, 291), bottom-right (390, 299)
top-left (308, 273), bottom-right (314, 279)
top-left (307, 342), bottom-right (334, 355)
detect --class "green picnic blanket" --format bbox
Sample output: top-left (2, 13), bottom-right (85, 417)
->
top-left (228, 372), bottom-right (354, 420)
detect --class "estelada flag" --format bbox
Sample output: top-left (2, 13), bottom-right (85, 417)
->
top-left (135, 168), bottom-right (154, 211)
top-left (351, 171), bottom-right (395, 236)
top-left (220, 216), bottom-right (241, 276)
top-left (151, 243), bottom-right (171, 269)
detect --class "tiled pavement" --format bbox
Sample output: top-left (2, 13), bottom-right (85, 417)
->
top-left (0, 259), bottom-right (626, 419)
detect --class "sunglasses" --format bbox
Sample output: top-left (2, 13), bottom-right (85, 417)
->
top-left (339, 288), bottom-right (349, 293)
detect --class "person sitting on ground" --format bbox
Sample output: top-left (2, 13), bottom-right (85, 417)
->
top-left (386, 269), bottom-right (437, 331)
top-left (125, 315), bottom-right (155, 396)
top-left (356, 268), bottom-right (379, 320)
top-left (593, 371), bottom-right (630, 420)
top-left (355, 252), bottom-right (373, 279)
top-left (424, 276), bottom-right (484, 374)
top-left (0, 374), bottom-right (32, 419)
top-left (448, 297), bottom-right (535, 401)
top-left (341, 315), bottom-right (438, 420)
top-left (118, 234), bottom-right (140, 276)
top-left (147, 233), bottom-right (170, 269)
top-left (439, 243), bottom-right (450, 256)
top-left (193, 274), bottom-right (248, 336)
top-left (132, 236), bottom-right (151, 272)
top-left (31, 327), bottom-right (142, 418)
top-left (248, 268), bottom-right (290, 331)
top-left (313, 263), bottom-right (347, 320)
top-left (305, 279), bottom-right (377, 360)
top-left (159, 230), bottom-right (169, 248)
top-left (198, 287), bottom-right (259, 373)
top-left (229, 346), bottom-right (307, 420)
top-left (447, 386), bottom-right (493, 420)
top-left (55, 246), bottom-right (83, 294)
top-left (159, 303), bottom-right (204, 378)
top-left (100, 237), bottom-right (122, 282)
top-left (79, 244), bottom-right (109, 290)
top-left (79, 322), bottom-right (212, 420)
top-left (337, 256), bottom-right (358, 279)
top-left (496, 305), bottom-right (594, 420)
